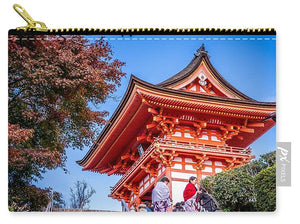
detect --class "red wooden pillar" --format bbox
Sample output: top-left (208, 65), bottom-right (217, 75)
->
top-left (135, 196), bottom-right (141, 211)
top-left (196, 168), bottom-right (202, 181)
top-left (165, 165), bottom-right (173, 212)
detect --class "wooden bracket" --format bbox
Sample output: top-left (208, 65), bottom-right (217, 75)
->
top-left (148, 108), bottom-right (158, 115)
top-left (193, 155), bottom-right (209, 170)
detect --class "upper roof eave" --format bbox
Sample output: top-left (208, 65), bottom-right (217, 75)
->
top-left (77, 74), bottom-right (275, 168)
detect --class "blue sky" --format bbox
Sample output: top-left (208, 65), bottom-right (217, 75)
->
top-left (36, 34), bottom-right (276, 211)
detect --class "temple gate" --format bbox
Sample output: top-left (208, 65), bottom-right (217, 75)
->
top-left (77, 44), bottom-right (276, 209)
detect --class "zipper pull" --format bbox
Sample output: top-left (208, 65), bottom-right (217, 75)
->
top-left (13, 4), bottom-right (48, 32)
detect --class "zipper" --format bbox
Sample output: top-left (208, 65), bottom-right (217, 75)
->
top-left (13, 4), bottom-right (48, 32)
top-left (11, 4), bottom-right (276, 35)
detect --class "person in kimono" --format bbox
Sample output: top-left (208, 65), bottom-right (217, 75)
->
top-left (151, 177), bottom-right (172, 212)
top-left (183, 176), bottom-right (200, 212)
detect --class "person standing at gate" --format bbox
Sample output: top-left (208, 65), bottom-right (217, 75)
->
top-left (183, 176), bottom-right (201, 212)
top-left (151, 177), bottom-right (172, 212)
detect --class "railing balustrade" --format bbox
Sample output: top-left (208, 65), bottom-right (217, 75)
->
top-left (155, 138), bottom-right (251, 155)
top-left (111, 137), bottom-right (251, 192)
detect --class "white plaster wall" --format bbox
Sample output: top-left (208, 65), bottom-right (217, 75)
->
top-left (185, 164), bottom-right (195, 171)
top-left (202, 166), bottom-right (213, 172)
top-left (215, 161), bottom-right (224, 166)
top-left (184, 158), bottom-right (195, 163)
top-left (173, 157), bottom-right (182, 162)
top-left (203, 160), bottom-right (212, 165)
top-left (173, 163), bottom-right (182, 169)
top-left (171, 171), bottom-right (195, 180)
top-left (172, 181), bottom-right (187, 204)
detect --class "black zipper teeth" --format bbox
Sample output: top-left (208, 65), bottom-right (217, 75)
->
top-left (8, 28), bottom-right (276, 35)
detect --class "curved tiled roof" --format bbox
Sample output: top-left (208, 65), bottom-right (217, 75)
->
top-left (157, 44), bottom-right (256, 102)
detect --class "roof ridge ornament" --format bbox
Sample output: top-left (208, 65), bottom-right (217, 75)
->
top-left (194, 43), bottom-right (208, 57)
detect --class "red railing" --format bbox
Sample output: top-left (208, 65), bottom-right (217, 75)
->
top-left (110, 138), bottom-right (251, 193)
top-left (155, 138), bottom-right (252, 155)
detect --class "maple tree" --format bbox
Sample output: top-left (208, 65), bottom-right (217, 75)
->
top-left (8, 35), bottom-right (125, 211)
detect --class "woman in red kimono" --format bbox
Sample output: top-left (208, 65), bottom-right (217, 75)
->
top-left (183, 176), bottom-right (200, 212)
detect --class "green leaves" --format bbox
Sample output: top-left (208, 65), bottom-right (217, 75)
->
top-left (212, 168), bottom-right (256, 211)
top-left (254, 165), bottom-right (276, 211)
top-left (201, 151), bottom-right (276, 211)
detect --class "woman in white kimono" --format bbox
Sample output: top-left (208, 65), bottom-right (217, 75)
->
top-left (151, 177), bottom-right (172, 212)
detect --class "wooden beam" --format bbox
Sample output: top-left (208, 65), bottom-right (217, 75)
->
top-left (137, 135), bottom-right (147, 141)
top-left (113, 163), bottom-right (122, 169)
top-left (240, 128), bottom-right (254, 133)
top-left (99, 167), bottom-right (112, 174)
top-left (247, 122), bottom-right (265, 127)
top-left (148, 108), bottom-right (158, 115)
top-left (153, 116), bottom-right (162, 122)
top-left (121, 154), bottom-right (131, 160)
top-left (107, 168), bottom-right (119, 176)
top-left (146, 123), bottom-right (157, 129)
